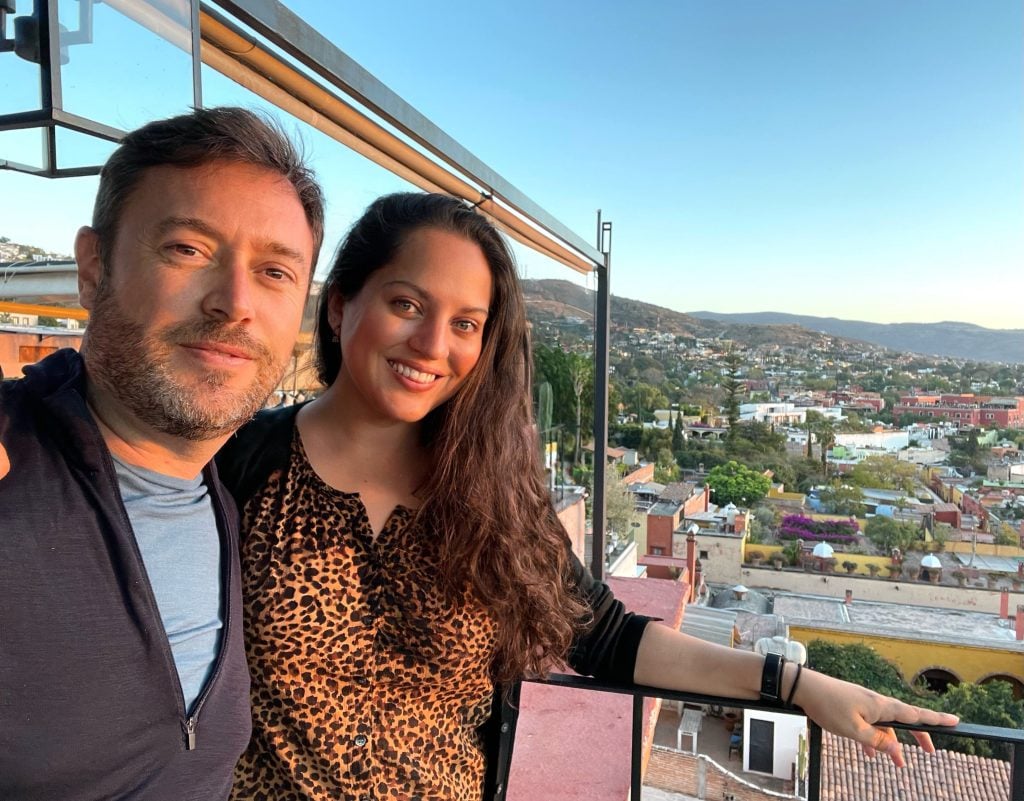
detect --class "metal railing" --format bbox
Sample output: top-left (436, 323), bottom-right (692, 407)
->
top-left (529, 673), bottom-right (1024, 801)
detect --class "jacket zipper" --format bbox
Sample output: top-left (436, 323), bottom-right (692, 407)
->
top-left (179, 470), bottom-right (237, 751)
top-left (99, 448), bottom-right (235, 753)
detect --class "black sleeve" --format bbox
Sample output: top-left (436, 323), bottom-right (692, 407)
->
top-left (214, 404), bottom-right (301, 510)
top-left (565, 552), bottom-right (654, 683)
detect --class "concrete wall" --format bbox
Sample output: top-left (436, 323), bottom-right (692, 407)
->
top-left (645, 747), bottom-right (796, 801)
top-left (737, 564), bottom-right (1024, 614)
top-left (556, 494), bottom-right (587, 565)
top-left (0, 330), bottom-right (83, 379)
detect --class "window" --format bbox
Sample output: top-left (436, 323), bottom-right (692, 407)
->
top-left (651, 546), bottom-right (664, 556)
top-left (699, 550), bottom-right (709, 560)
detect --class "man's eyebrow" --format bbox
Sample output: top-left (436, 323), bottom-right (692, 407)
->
top-left (383, 279), bottom-right (489, 316)
top-left (154, 216), bottom-right (306, 265)
top-left (155, 216), bottom-right (218, 239)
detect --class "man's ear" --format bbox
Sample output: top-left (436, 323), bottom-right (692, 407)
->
top-left (75, 226), bottom-right (103, 311)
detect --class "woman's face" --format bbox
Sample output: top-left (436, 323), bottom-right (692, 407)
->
top-left (328, 226), bottom-right (493, 426)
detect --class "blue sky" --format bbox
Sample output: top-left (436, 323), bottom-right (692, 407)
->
top-left (2, 1), bottom-right (1021, 328)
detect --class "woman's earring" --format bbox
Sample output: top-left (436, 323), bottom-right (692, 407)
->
top-left (331, 329), bottom-right (340, 343)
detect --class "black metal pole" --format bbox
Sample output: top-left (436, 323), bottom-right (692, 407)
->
top-left (807, 721), bottom-right (822, 801)
top-left (630, 694), bottom-right (644, 801)
top-left (1012, 742), bottom-right (1024, 801)
top-left (590, 243), bottom-right (611, 580)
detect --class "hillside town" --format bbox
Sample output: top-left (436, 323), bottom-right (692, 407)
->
top-left (4, 247), bottom-right (1024, 800)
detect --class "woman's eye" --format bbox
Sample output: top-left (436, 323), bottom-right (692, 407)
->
top-left (394, 299), bottom-right (417, 313)
top-left (454, 319), bottom-right (479, 333)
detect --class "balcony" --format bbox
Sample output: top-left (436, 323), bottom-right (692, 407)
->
top-left (507, 674), bottom-right (1024, 801)
top-left (495, 574), bottom-right (1023, 801)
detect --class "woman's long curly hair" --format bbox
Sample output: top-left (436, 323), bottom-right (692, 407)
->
top-left (315, 192), bottom-right (590, 682)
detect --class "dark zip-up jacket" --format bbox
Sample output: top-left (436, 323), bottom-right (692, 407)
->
top-left (0, 349), bottom-right (252, 800)
top-left (217, 404), bottom-right (652, 800)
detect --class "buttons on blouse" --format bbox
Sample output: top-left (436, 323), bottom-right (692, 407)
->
top-left (354, 734), bottom-right (368, 747)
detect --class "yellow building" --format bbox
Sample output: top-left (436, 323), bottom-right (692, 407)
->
top-left (778, 594), bottom-right (1024, 697)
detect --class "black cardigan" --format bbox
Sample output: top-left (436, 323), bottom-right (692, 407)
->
top-left (216, 404), bottom-right (653, 800)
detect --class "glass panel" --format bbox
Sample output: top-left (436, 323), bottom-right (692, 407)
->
top-left (56, 0), bottom-right (196, 132)
top-left (54, 124), bottom-right (117, 170)
top-left (0, 128), bottom-right (45, 171)
top-left (0, 3), bottom-right (44, 116)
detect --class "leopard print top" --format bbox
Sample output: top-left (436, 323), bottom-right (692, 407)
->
top-left (231, 429), bottom-right (498, 801)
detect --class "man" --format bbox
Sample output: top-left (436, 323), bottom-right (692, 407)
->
top-left (0, 107), bottom-right (324, 800)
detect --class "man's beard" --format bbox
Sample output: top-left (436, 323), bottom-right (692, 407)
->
top-left (83, 287), bottom-right (287, 441)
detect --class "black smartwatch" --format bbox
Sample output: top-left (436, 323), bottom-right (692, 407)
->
top-left (759, 652), bottom-right (786, 704)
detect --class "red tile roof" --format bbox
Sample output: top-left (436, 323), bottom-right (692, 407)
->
top-left (822, 731), bottom-right (1010, 801)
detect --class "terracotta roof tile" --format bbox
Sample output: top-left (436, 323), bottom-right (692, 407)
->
top-left (822, 731), bottom-right (1010, 801)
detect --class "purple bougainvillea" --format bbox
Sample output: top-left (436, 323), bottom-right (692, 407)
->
top-left (779, 514), bottom-right (860, 544)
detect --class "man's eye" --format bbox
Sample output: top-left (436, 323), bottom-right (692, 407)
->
top-left (264, 267), bottom-right (290, 282)
top-left (172, 244), bottom-right (201, 257)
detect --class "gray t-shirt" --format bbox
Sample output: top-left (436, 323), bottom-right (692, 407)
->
top-left (112, 456), bottom-right (223, 714)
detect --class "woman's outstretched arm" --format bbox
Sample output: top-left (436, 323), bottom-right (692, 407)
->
top-left (633, 622), bottom-right (959, 767)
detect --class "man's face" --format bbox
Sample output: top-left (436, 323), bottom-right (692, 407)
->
top-left (77, 160), bottom-right (315, 441)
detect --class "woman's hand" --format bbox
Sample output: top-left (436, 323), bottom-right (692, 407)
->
top-left (793, 668), bottom-right (959, 767)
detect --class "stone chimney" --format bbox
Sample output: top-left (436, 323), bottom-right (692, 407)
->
top-left (1018, 606), bottom-right (1024, 642)
top-left (1000, 589), bottom-right (1010, 619)
top-left (844, 589), bottom-right (853, 605)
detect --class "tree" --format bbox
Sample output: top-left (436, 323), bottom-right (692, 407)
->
top-left (705, 460), bottom-right (771, 508)
top-left (639, 426), bottom-right (672, 462)
top-left (728, 421), bottom-right (786, 460)
top-left (533, 344), bottom-right (593, 464)
top-left (806, 640), bottom-right (923, 704)
top-left (933, 681), bottom-right (1024, 760)
top-left (805, 412), bottom-right (836, 472)
top-left (654, 448), bottom-right (680, 484)
top-left (864, 515), bottom-right (920, 553)
top-left (605, 472), bottom-right (642, 542)
top-left (671, 413), bottom-right (684, 452)
top-left (994, 523), bottom-right (1020, 547)
top-left (846, 456), bottom-right (919, 494)
top-left (721, 351), bottom-right (743, 439)
top-left (817, 482), bottom-right (864, 515)
top-left (567, 353), bottom-right (593, 467)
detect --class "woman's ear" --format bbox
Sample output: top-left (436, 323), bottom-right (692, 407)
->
top-left (326, 288), bottom-right (344, 335)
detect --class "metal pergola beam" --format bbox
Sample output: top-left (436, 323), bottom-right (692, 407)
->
top-left (207, 0), bottom-right (605, 269)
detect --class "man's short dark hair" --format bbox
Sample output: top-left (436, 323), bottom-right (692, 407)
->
top-left (92, 106), bottom-right (325, 271)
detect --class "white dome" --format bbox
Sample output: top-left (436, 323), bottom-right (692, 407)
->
top-left (921, 554), bottom-right (942, 569)
top-left (811, 542), bottom-right (835, 558)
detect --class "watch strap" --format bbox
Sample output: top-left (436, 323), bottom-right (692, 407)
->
top-left (759, 652), bottom-right (786, 704)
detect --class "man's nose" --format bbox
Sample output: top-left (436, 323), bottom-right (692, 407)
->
top-left (202, 258), bottom-right (256, 323)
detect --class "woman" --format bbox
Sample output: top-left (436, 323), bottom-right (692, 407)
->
top-left (218, 193), bottom-right (956, 801)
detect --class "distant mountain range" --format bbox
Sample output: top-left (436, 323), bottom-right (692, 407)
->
top-left (688, 311), bottom-right (1024, 365)
top-left (520, 279), bottom-right (1024, 364)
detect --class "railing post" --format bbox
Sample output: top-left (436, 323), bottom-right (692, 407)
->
top-left (590, 231), bottom-right (611, 580)
top-left (1012, 742), bottom-right (1024, 801)
top-left (807, 721), bottom-right (822, 801)
top-left (631, 693), bottom-right (643, 801)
